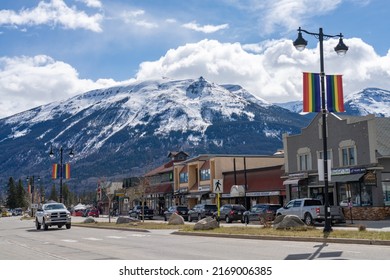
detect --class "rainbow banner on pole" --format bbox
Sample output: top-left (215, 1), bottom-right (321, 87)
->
top-left (64, 163), bottom-right (71, 179)
top-left (52, 164), bottom-right (59, 179)
top-left (302, 72), bottom-right (321, 112)
top-left (52, 163), bottom-right (71, 179)
top-left (326, 74), bottom-right (345, 112)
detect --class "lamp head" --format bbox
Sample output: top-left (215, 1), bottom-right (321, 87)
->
top-left (334, 34), bottom-right (348, 56)
top-left (69, 149), bottom-right (74, 158)
top-left (49, 145), bottom-right (54, 158)
top-left (293, 28), bottom-right (308, 51)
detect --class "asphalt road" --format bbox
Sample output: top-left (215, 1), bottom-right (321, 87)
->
top-left (1, 216), bottom-right (390, 260)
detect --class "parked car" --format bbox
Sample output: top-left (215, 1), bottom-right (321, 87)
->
top-left (129, 205), bottom-right (154, 220)
top-left (88, 208), bottom-right (99, 218)
top-left (276, 198), bottom-right (345, 225)
top-left (242, 203), bottom-right (281, 224)
top-left (164, 205), bottom-right (189, 221)
top-left (188, 204), bottom-right (218, 222)
top-left (215, 204), bottom-right (246, 223)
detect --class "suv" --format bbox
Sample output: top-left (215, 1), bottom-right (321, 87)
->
top-left (188, 204), bottom-right (217, 222)
top-left (35, 202), bottom-right (71, 230)
top-left (243, 204), bottom-right (281, 224)
top-left (216, 204), bottom-right (246, 223)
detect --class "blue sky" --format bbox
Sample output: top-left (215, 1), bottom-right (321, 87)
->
top-left (0, 0), bottom-right (389, 118)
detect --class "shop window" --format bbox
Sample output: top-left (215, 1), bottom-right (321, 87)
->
top-left (200, 169), bottom-right (210, 181)
top-left (179, 172), bottom-right (188, 183)
top-left (383, 182), bottom-right (390, 206)
top-left (338, 182), bottom-right (372, 206)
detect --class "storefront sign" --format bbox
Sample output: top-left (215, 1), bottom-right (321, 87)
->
top-left (332, 167), bottom-right (366, 176)
top-left (364, 172), bottom-right (376, 186)
top-left (246, 191), bottom-right (280, 197)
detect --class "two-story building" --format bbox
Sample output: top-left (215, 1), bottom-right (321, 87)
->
top-left (173, 154), bottom-right (285, 209)
top-left (283, 113), bottom-right (390, 219)
top-left (143, 151), bottom-right (189, 214)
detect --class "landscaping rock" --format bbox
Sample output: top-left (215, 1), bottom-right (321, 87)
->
top-left (273, 215), bottom-right (307, 230)
top-left (83, 217), bottom-right (96, 223)
top-left (168, 213), bottom-right (185, 225)
top-left (116, 216), bottom-right (133, 224)
top-left (193, 217), bottom-right (219, 230)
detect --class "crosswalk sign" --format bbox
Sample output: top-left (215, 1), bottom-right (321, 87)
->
top-left (213, 179), bottom-right (223, 193)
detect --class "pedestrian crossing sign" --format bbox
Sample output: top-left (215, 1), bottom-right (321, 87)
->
top-left (213, 179), bottom-right (223, 193)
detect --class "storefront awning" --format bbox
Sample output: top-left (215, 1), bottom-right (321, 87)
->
top-left (186, 191), bottom-right (210, 199)
top-left (283, 179), bottom-right (301, 185)
top-left (331, 173), bottom-right (364, 183)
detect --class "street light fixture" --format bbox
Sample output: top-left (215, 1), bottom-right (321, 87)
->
top-left (49, 145), bottom-right (74, 204)
top-left (293, 27), bottom-right (348, 233)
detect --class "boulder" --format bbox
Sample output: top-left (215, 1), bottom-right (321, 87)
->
top-left (83, 217), bottom-right (96, 223)
top-left (116, 216), bottom-right (132, 224)
top-left (273, 215), bottom-right (307, 230)
top-left (168, 213), bottom-right (185, 225)
top-left (193, 217), bottom-right (219, 230)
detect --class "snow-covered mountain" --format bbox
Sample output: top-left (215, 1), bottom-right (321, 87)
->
top-left (277, 88), bottom-right (390, 117)
top-left (0, 77), bottom-right (309, 191)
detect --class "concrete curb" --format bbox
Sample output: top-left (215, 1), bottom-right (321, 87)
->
top-left (172, 231), bottom-right (390, 246)
top-left (73, 223), bottom-right (150, 232)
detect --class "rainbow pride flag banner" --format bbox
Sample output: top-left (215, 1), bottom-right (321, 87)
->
top-left (64, 163), bottom-right (71, 179)
top-left (302, 72), bottom-right (321, 112)
top-left (52, 163), bottom-right (71, 179)
top-left (326, 74), bottom-right (345, 112)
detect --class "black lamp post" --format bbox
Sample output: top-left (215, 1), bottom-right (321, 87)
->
top-left (49, 145), bottom-right (74, 204)
top-left (293, 27), bottom-right (348, 233)
top-left (27, 175), bottom-right (40, 216)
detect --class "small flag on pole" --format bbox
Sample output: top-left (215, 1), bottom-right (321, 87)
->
top-left (326, 74), bottom-right (345, 112)
top-left (64, 163), bottom-right (71, 179)
top-left (302, 72), bottom-right (321, 112)
top-left (52, 164), bottom-right (59, 179)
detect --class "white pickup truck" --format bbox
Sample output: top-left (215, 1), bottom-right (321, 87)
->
top-left (276, 198), bottom-right (345, 226)
top-left (35, 202), bottom-right (72, 230)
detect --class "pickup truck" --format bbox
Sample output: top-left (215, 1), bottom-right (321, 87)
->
top-left (35, 202), bottom-right (71, 230)
top-left (129, 205), bottom-right (154, 220)
top-left (276, 198), bottom-right (345, 226)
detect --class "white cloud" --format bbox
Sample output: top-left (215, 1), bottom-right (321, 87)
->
top-left (136, 38), bottom-right (390, 103)
top-left (77, 0), bottom-right (103, 8)
top-left (1, 38), bottom-right (389, 119)
top-left (0, 0), bottom-right (103, 32)
top-left (0, 55), bottom-right (120, 118)
top-left (182, 21), bottom-right (229, 33)
top-left (120, 9), bottom-right (157, 29)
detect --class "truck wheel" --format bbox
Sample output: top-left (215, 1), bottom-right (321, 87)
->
top-left (198, 214), bottom-right (201, 221)
top-left (245, 216), bottom-right (249, 224)
top-left (66, 223), bottom-right (71, 229)
top-left (188, 215), bottom-right (192, 222)
top-left (35, 219), bottom-right (41, 230)
top-left (304, 213), bottom-right (313, 226)
top-left (43, 219), bottom-right (48, 231)
top-left (225, 216), bottom-right (232, 223)
top-left (58, 225), bottom-right (63, 229)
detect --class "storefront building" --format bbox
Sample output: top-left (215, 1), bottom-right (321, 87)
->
top-left (173, 154), bottom-right (284, 209)
top-left (283, 113), bottom-right (390, 219)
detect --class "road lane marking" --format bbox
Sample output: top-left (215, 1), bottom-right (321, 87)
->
top-left (83, 237), bottom-right (103, 241)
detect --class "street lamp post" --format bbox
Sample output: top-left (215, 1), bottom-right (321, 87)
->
top-left (49, 145), bottom-right (74, 204)
top-left (293, 27), bottom-right (348, 233)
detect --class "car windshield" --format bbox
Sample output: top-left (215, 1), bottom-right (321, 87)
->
top-left (44, 204), bottom-right (66, 210)
top-left (177, 207), bottom-right (188, 211)
top-left (205, 205), bottom-right (217, 210)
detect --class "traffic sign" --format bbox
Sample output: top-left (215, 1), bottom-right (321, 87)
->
top-left (213, 179), bottom-right (223, 193)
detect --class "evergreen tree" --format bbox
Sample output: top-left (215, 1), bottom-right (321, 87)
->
top-left (48, 184), bottom-right (58, 202)
top-left (6, 177), bottom-right (17, 209)
top-left (16, 179), bottom-right (27, 208)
